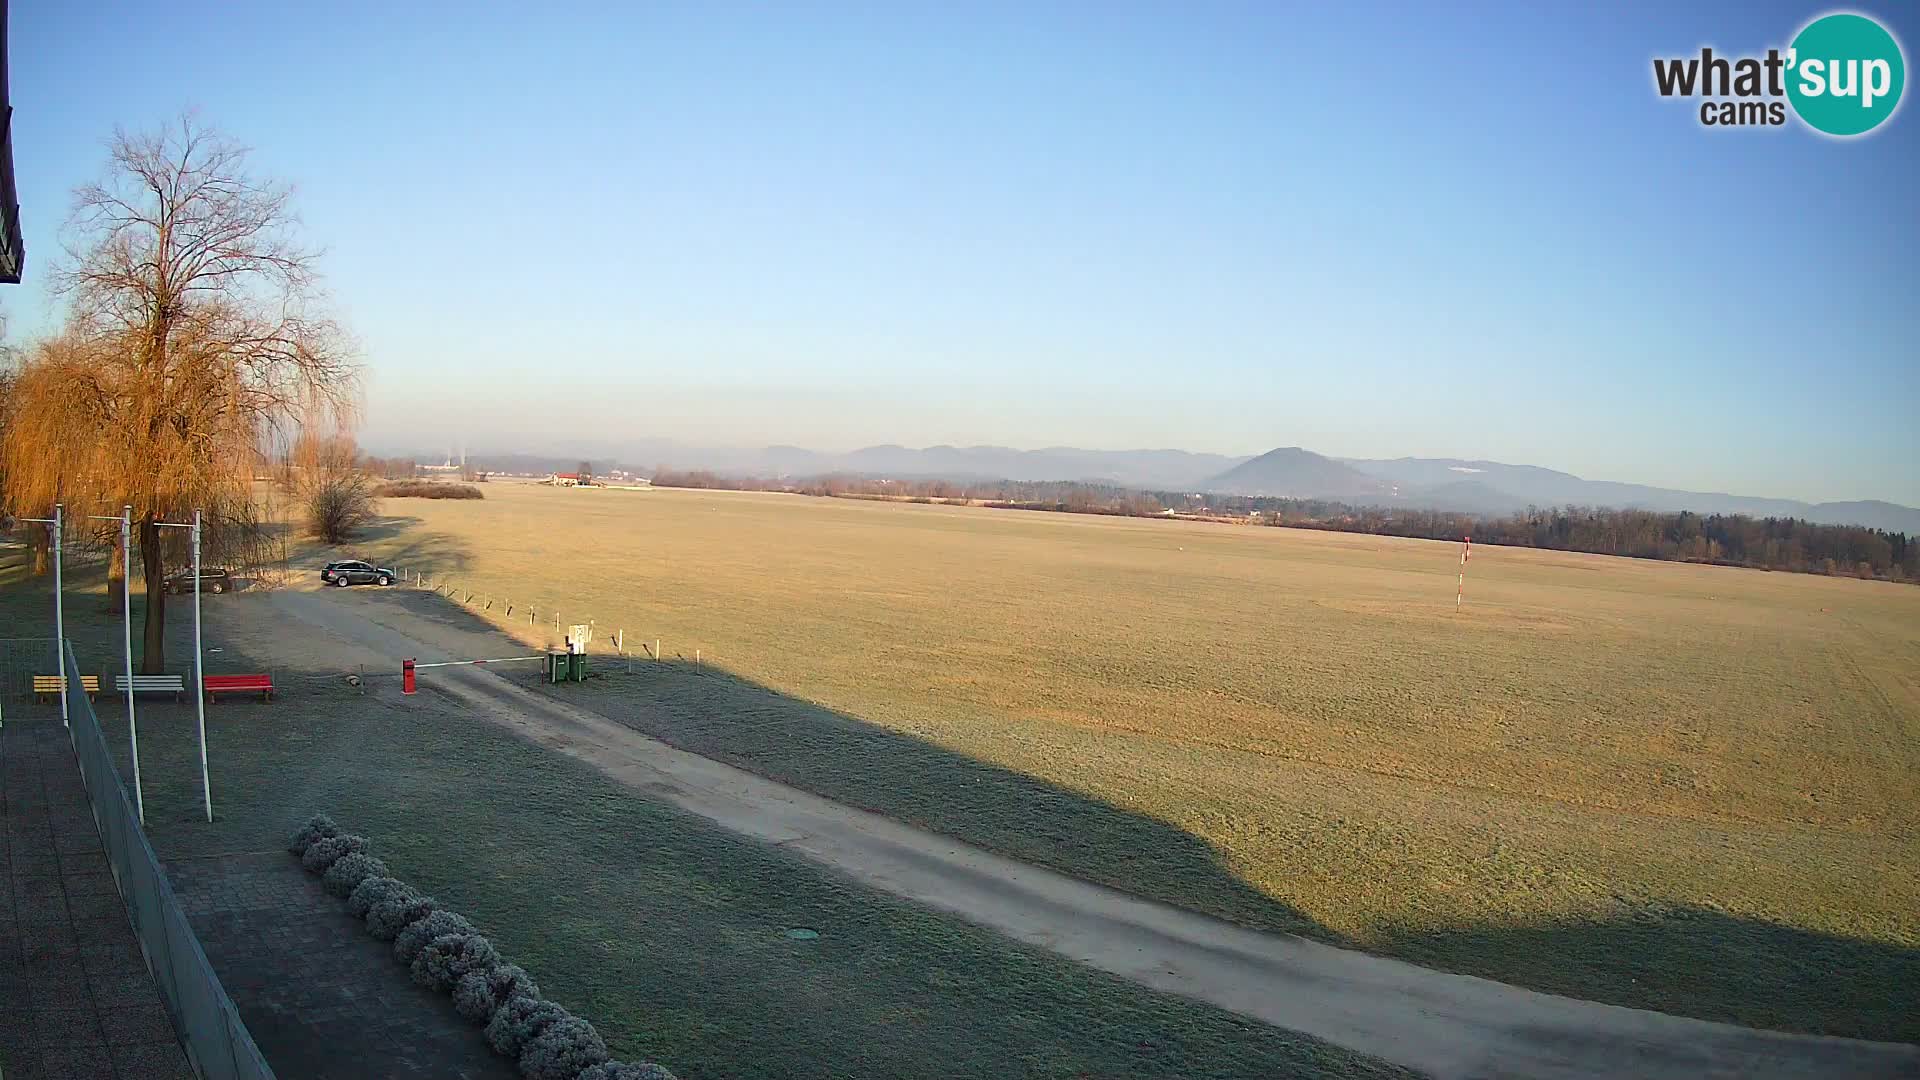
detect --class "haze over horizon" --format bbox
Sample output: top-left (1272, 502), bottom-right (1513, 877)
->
top-left (378, 433), bottom-right (1920, 516)
top-left (10, 1), bottom-right (1917, 506)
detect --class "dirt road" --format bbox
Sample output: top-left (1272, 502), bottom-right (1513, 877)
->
top-left (250, 585), bottom-right (1917, 1080)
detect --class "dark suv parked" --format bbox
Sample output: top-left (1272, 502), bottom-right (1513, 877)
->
top-left (321, 560), bottom-right (396, 587)
top-left (164, 567), bottom-right (234, 594)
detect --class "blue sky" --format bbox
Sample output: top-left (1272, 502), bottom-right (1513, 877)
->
top-left (8, 2), bottom-right (1917, 503)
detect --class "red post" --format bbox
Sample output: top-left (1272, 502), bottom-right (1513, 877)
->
top-left (402, 658), bottom-right (416, 695)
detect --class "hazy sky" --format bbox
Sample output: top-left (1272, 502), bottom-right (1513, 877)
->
top-left (8, 2), bottom-right (1918, 503)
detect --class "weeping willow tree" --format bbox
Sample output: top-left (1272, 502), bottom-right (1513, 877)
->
top-left (0, 115), bottom-right (358, 671)
top-left (3, 333), bottom-right (107, 577)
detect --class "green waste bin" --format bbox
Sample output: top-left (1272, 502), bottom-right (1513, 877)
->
top-left (569, 652), bottom-right (588, 681)
top-left (546, 651), bottom-right (568, 684)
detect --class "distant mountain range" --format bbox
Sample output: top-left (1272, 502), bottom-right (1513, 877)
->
top-left (465, 442), bottom-right (1246, 491)
top-left (1330, 456), bottom-right (1920, 534)
top-left (764, 444), bottom-right (1248, 489)
top-left (432, 441), bottom-right (1920, 534)
top-left (1210, 449), bottom-right (1920, 533)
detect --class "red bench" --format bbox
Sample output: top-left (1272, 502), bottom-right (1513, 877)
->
top-left (203, 673), bottom-right (275, 702)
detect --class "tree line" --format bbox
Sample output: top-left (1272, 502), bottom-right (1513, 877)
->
top-left (648, 470), bottom-right (1920, 583)
top-left (1245, 502), bottom-right (1918, 581)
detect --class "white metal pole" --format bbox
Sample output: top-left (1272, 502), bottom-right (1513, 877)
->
top-left (19, 511), bottom-right (65, 723)
top-left (53, 504), bottom-right (66, 727)
top-left (123, 507), bottom-right (144, 823)
top-left (192, 508), bottom-right (211, 822)
top-left (93, 508), bottom-right (144, 823)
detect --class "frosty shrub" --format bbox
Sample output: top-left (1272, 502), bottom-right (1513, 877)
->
top-left (394, 909), bottom-right (477, 965)
top-left (453, 964), bottom-right (540, 1024)
top-left (367, 891), bottom-right (437, 941)
top-left (518, 1015), bottom-right (610, 1080)
top-left (484, 995), bottom-right (567, 1059)
top-left (284, 824), bottom-right (670, 1080)
top-left (323, 853), bottom-right (390, 898)
top-left (300, 833), bottom-right (369, 873)
top-left (287, 814), bottom-right (340, 855)
top-left (579, 1064), bottom-right (677, 1080)
top-left (346, 875), bottom-right (406, 919)
top-left (411, 933), bottom-right (499, 992)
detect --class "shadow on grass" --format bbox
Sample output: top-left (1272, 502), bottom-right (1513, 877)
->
top-left (305, 589), bottom-right (1920, 1045)
top-left (385, 589), bottom-right (547, 639)
top-left (0, 538), bottom-right (39, 588)
top-left (1376, 906), bottom-right (1920, 1045)
top-left (58, 602), bottom-right (1422, 1080)
top-left (207, 579), bottom-right (1334, 941)
top-left (284, 515), bottom-right (477, 581)
top-left (575, 657), bottom-right (1330, 938)
top-left (15, 563), bottom-right (1920, 1050)
top-left (528, 658), bottom-right (1920, 1044)
top-left (338, 514), bottom-right (431, 546)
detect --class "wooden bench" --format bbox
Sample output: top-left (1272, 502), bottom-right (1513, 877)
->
top-left (113, 673), bottom-right (187, 702)
top-left (203, 673), bottom-right (274, 703)
top-left (32, 675), bottom-right (100, 703)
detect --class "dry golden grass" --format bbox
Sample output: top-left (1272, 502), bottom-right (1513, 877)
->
top-left (335, 481), bottom-right (1919, 1037)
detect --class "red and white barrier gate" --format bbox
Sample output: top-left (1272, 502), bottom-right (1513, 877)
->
top-left (401, 654), bottom-right (545, 694)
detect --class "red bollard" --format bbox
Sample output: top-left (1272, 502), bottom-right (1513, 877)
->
top-left (402, 658), bottom-right (416, 695)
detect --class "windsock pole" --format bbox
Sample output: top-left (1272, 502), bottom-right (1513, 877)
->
top-left (1456, 535), bottom-right (1472, 613)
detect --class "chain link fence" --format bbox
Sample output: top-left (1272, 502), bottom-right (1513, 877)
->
top-left (61, 638), bottom-right (277, 1080)
top-left (0, 637), bottom-right (56, 702)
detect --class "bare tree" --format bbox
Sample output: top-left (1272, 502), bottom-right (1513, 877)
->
top-left (0, 114), bottom-right (358, 671)
top-left (306, 474), bottom-right (377, 543)
top-left (0, 353), bottom-right (16, 526)
top-left (295, 432), bottom-right (379, 543)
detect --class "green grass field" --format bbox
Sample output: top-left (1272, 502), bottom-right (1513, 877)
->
top-left (337, 482), bottom-right (1919, 1040)
top-left (0, 542), bottom-right (1411, 1080)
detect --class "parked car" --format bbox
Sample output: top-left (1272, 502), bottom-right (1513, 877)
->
top-left (321, 560), bottom-right (396, 587)
top-left (164, 567), bottom-right (234, 594)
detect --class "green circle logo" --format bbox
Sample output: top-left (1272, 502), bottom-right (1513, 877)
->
top-left (1787, 13), bottom-right (1906, 136)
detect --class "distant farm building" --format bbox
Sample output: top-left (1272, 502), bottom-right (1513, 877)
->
top-left (422, 447), bottom-right (466, 473)
top-left (540, 471), bottom-right (650, 490)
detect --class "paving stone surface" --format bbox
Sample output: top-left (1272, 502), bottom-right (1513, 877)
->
top-left (0, 720), bottom-right (193, 1080)
top-left (168, 850), bottom-right (518, 1080)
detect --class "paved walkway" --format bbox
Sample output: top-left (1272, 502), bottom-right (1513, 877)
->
top-left (167, 850), bottom-right (516, 1080)
top-left (0, 719), bottom-right (193, 1080)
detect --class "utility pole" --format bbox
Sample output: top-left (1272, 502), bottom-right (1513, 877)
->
top-left (156, 510), bottom-right (212, 821)
top-left (90, 507), bottom-right (143, 823)
top-left (53, 504), bottom-right (63, 726)
top-left (192, 508), bottom-right (208, 822)
top-left (20, 505), bottom-right (66, 726)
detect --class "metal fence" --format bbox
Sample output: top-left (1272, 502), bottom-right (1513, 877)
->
top-left (0, 636), bottom-right (57, 702)
top-left (61, 638), bottom-right (277, 1080)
